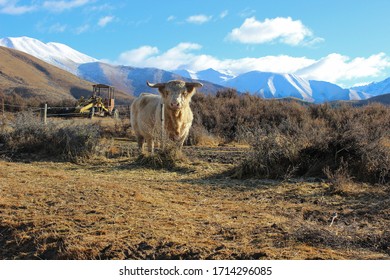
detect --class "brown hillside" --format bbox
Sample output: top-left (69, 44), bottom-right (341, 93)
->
top-left (0, 46), bottom-right (132, 104)
top-left (361, 93), bottom-right (390, 105)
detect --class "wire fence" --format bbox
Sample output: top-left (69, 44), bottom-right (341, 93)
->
top-left (1, 99), bottom-right (132, 122)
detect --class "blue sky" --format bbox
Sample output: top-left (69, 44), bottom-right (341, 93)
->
top-left (1, 0), bottom-right (390, 87)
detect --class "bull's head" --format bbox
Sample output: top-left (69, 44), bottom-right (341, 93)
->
top-left (147, 80), bottom-right (203, 110)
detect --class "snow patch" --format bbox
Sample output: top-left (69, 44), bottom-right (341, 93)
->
top-left (0, 36), bottom-right (97, 74)
top-left (267, 76), bottom-right (276, 95)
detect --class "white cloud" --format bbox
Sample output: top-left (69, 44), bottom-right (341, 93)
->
top-left (296, 53), bottom-right (390, 83)
top-left (239, 7), bottom-right (256, 18)
top-left (227, 17), bottom-right (322, 46)
top-left (90, 3), bottom-right (114, 12)
top-left (75, 24), bottom-right (90, 34)
top-left (116, 43), bottom-right (313, 73)
top-left (1, 0), bottom-right (91, 14)
top-left (43, 0), bottom-right (90, 12)
top-left (35, 19), bottom-right (67, 33)
top-left (220, 10), bottom-right (228, 19)
top-left (220, 56), bottom-right (315, 75)
top-left (352, 81), bottom-right (371, 88)
top-left (115, 43), bottom-right (390, 86)
top-left (167, 15), bottom-right (175, 22)
top-left (117, 43), bottom-right (204, 70)
top-left (186, 14), bottom-right (212, 24)
top-left (0, 0), bottom-right (36, 14)
top-left (98, 15), bottom-right (114, 27)
top-left (118, 46), bottom-right (159, 65)
top-left (48, 23), bottom-right (67, 33)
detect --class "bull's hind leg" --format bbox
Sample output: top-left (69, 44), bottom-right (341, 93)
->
top-left (136, 135), bottom-right (145, 153)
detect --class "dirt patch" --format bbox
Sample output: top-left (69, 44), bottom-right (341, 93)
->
top-left (185, 145), bottom-right (249, 164)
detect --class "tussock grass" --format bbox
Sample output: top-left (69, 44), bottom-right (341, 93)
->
top-left (134, 141), bottom-right (189, 170)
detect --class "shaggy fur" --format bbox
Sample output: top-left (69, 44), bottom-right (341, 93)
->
top-left (131, 80), bottom-right (202, 153)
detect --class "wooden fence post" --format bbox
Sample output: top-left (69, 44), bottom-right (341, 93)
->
top-left (128, 105), bottom-right (131, 122)
top-left (41, 103), bottom-right (47, 124)
top-left (161, 103), bottom-right (165, 149)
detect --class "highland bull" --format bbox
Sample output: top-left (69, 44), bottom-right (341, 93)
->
top-left (130, 80), bottom-right (203, 153)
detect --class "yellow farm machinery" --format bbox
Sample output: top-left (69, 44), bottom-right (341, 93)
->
top-left (76, 84), bottom-right (119, 118)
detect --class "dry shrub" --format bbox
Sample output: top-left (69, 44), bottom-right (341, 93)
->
top-left (192, 90), bottom-right (309, 143)
top-left (192, 90), bottom-right (389, 183)
top-left (50, 123), bottom-right (100, 161)
top-left (233, 131), bottom-right (302, 179)
top-left (323, 160), bottom-right (354, 195)
top-left (135, 141), bottom-right (188, 170)
top-left (231, 102), bottom-right (389, 184)
top-left (96, 118), bottom-right (132, 138)
top-left (305, 103), bottom-right (390, 183)
top-left (96, 138), bottom-right (137, 158)
top-left (187, 124), bottom-right (220, 146)
top-left (0, 111), bottom-right (49, 152)
top-left (0, 111), bottom-right (100, 162)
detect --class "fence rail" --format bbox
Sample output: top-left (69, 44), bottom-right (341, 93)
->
top-left (1, 98), bottom-right (132, 122)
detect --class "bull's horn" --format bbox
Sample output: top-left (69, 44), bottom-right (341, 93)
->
top-left (185, 82), bottom-right (203, 88)
top-left (146, 81), bottom-right (166, 88)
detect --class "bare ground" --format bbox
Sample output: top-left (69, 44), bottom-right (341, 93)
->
top-left (0, 144), bottom-right (389, 260)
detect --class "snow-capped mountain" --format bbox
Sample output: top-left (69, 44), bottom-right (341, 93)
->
top-left (172, 69), bottom-right (198, 80)
top-left (309, 80), bottom-right (371, 102)
top-left (0, 36), bottom-right (97, 74)
top-left (0, 36), bottom-right (380, 102)
top-left (221, 71), bottom-right (370, 102)
top-left (173, 68), bottom-right (234, 85)
top-left (352, 77), bottom-right (390, 96)
top-left (196, 68), bottom-right (235, 85)
top-left (224, 71), bottom-right (313, 100)
top-left (77, 62), bottom-right (199, 96)
top-left (171, 69), bottom-right (370, 102)
top-left (0, 36), bottom-right (223, 96)
top-left (78, 62), bottom-right (224, 96)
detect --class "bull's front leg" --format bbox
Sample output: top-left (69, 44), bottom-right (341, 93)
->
top-left (146, 138), bottom-right (155, 154)
top-left (177, 130), bottom-right (190, 150)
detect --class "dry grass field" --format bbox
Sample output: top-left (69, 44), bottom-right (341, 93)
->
top-left (1, 98), bottom-right (389, 260)
top-left (1, 139), bottom-right (389, 260)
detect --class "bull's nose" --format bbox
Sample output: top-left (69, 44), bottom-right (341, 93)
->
top-left (171, 102), bottom-right (180, 109)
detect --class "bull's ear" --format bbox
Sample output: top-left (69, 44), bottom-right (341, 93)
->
top-left (185, 82), bottom-right (203, 95)
top-left (147, 81), bottom-right (167, 96)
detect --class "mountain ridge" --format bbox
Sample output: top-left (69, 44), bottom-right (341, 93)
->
top-left (352, 77), bottom-right (390, 96)
top-left (0, 36), bottom-right (97, 75)
top-left (1, 36), bottom-right (389, 103)
top-left (0, 46), bottom-right (132, 103)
